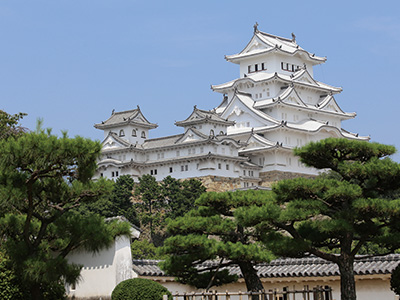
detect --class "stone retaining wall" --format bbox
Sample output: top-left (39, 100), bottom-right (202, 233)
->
top-left (193, 171), bottom-right (316, 192)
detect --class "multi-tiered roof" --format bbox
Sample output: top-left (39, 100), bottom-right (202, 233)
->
top-left (211, 25), bottom-right (368, 176)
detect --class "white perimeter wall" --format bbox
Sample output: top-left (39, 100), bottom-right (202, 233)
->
top-left (153, 275), bottom-right (397, 300)
top-left (66, 235), bottom-right (133, 299)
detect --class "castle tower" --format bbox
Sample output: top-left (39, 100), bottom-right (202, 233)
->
top-left (212, 25), bottom-right (369, 181)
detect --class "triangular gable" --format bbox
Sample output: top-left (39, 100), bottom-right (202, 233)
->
top-left (280, 87), bottom-right (307, 107)
top-left (239, 35), bottom-right (272, 55)
top-left (102, 133), bottom-right (130, 150)
top-left (131, 110), bottom-right (152, 125)
top-left (220, 93), bottom-right (279, 127)
top-left (317, 96), bottom-right (346, 114)
top-left (244, 134), bottom-right (276, 150)
top-left (292, 69), bottom-right (319, 86)
top-left (175, 128), bottom-right (208, 144)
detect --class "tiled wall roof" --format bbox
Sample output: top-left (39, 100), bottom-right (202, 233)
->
top-left (132, 254), bottom-right (400, 278)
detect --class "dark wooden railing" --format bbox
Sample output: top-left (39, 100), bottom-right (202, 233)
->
top-left (164, 285), bottom-right (333, 300)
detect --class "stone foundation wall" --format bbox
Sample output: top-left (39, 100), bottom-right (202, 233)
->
top-left (259, 170), bottom-right (316, 186)
top-left (193, 171), bottom-right (316, 192)
top-left (193, 176), bottom-right (242, 192)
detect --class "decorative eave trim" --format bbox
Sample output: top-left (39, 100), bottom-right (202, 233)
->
top-left (212, 71), bottom-right (342, 94)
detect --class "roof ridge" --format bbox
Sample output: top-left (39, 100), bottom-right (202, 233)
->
top-left (144, 133), bottom-right (184, 142)
top-left (112, 109), bottom-right (139, 115)
top-left (258, 31), bottom-right (293, 43)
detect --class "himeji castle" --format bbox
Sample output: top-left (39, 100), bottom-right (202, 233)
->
top-left (94, 25), bottom-right (368, 191)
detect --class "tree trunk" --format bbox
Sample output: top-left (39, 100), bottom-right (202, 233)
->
top-left (30, 283), bottom-right (43, 300)
top-left (238, 261), bottom-right (264, 300)
top-left (338, 253), bottom-right (356, 300)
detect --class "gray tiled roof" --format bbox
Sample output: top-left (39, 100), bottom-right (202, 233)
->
top-left (132, 255), bottom-right (400, 278)
top-left (95, 108), bottom-right (157, 129)
top-left (176, 106), bottom-right (234, 127)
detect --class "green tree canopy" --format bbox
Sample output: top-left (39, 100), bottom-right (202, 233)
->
top-left (0, 110), bottom-right (27, 140)
top-left (0, 128), bottom-right (130, 300)
top-left (133, 175), bottom-right (205, 247)
top-left (80, 174), bottom-right (139, 226)
top-left (159, 190), bottom-right (275, 293)
top-left (237, 138), bottom-right (400, 300)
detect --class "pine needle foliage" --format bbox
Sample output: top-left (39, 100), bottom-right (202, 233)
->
top-left (0, 128), bottom-right (130, 300)
top-left (237, 138), bottom-right (400, 300)
top-left (159, 190), bottom-right (275, 292)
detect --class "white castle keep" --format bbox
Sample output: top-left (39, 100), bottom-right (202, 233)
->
top-left (94, 26), bottom-right (368, 190)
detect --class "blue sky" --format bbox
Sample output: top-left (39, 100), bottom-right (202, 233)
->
top-left (1, 1), bottom-right (400, 161)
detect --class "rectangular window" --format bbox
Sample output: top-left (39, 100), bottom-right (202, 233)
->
top-left (243, 170), bottom-right (246, 176)
top-left (154, 169), bottom-right (157, 175)
top-left (200, 147), bottom-right (204, 153)
top-left (185, 165), bottom-right (188, 171)
top-left (115, 171), bottom-right (118, 177)
top-left (100, 173), bottom-right (103, 177)
top-left (150, 170), bottom-right (153, 175)
top-left (248, 65), bottom-right (251, 73)
top-left (226, 164), bottom-right (229, 170)
top-left (218, 163), bottom-right (221, 169)
top-left (196, 163), bottom-right (199, 169)
top-left (255, 64), bottom-right (258, 72)
top-left (176, 150), bottom-right (180, 157)
top-left (261, 63), bottom-right (265, 70)
top-left (112, 171), bottom-right (115, 177)
top-left (169, 167), bottom-right (173, 173)
top-left (181, 165), bottom-right (184, 171)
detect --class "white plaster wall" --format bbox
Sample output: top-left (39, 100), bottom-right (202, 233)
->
top-left (154, 276), bottom-right (397, 300)
top-left (66, 235), bottom-right (133, 299)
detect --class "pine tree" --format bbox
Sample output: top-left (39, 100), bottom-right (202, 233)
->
top-left (0, 128), bottom-right (130, 300)
top-left (159, 190), bottom-right (275, 293)
top-left (237, 138), bottom-right (400, 300)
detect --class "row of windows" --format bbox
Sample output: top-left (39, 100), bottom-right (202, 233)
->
top-left (217, 163), bottom-right (230, 170)
top-left (243, 182), bottom-right (256, 188)
top-left (243, 170), bottom-right (254, 176)
top-left (281, 62), bottom-right (301, 72)
top-left (248, 63), bottom-right (266, 73)
top-left (119, 129), bottom-right (146, 138)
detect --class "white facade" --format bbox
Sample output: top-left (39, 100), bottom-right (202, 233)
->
top-left (66, 220), bottom-right (141, 300)
top-left (94, 27), bottom-right (368, 186)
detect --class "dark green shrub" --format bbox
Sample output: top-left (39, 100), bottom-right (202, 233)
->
top-left (112, 278), bottom-right (172, 300)
top-left (391, 264), bottom-right (400, 295)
